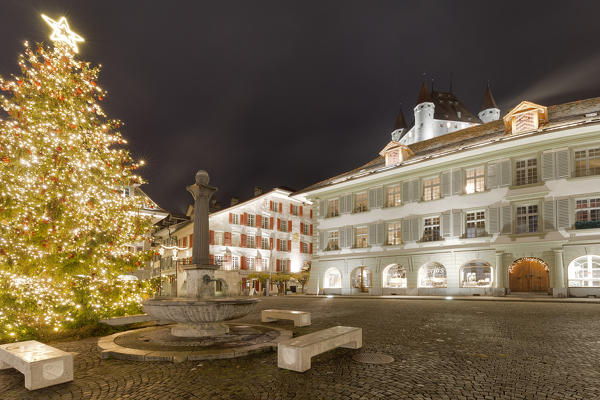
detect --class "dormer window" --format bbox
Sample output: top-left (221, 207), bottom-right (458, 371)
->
top-left (503, 101), bottom-right (548, 135)
top-left (513, 110), bottom-right (537, 133)
top-left (386, 150), bottom-right (399, 166)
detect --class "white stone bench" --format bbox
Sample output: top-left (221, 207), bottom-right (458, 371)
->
top-left (261, 309), bottom-right (311, 327)
top-left (277, 326), bottom-right (362, 372)
top-left (0, 340), bottom-right (73, 390)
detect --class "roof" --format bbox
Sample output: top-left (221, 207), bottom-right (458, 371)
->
top-left (481, 84), bottom-right (499, 111)
top-left (393, 108), bottom-right (408, 131)
top-left (416, 81), bottom-right (432, 105)
top-left (431, 91), bottom-right (480, 123)
top-left (293, 96), bottom-right (600, 196)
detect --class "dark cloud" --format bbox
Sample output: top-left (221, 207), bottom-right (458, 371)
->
top-left (2, 0), bottom-right (599, 213)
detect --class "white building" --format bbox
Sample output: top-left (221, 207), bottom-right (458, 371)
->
top-left (293, 85), bottom-right (600, 298)
top-left (151, 188), bottom-right (313, 295)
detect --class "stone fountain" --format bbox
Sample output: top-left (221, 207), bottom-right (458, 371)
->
top-left (142, 170), bottom-right (259, 337)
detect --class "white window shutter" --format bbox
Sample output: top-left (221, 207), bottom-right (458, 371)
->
top-left (452, 169), bottom-right (462, 195)
top-left (376, 222), bottom-right (385, 245)
top-left (339, 195), bottom-right (347, 214)
top-left (557, 198), bottom-right (571, 229)
top-left (556, 150), bottom-right (570, 179)
top-left (319, 231), bottom-right (326, 250)
top-left (339, 227), bottom-right (347, 248)
top-left (487, 163), bottom-right (498, 189)
top-left (402, 181), bottom-right (411, 203)
top-left (375, 187), bottom-right (384, 208)
top-left (402, 219), bottom-right (411, 242)
top-left (500, 160), bottom-right (511, 187)
top-left (411, 217), bottom-right (420, 242)
top-left (501, 206), bottom-right (512, 234)
top-left (442, 212), bottom-right (451, 238)
top-left (412, 180), bottom-right (421, 202)
top-left (543, 200), bottom-right (556, 231)
top-left (452, 210), bottom-right (463, 237)
top-left (368, 223), bottom-right (377, 245)
top-left (488, 207), bottom-right (499, 234)
top-left (319, 200), bottom-right (327, 217)
top-left (368, 189), bottom-right (377, 209)
top-left (542, 152), bottom-right (555, 181)
top-left (441, 172), bottom-right (451, 197)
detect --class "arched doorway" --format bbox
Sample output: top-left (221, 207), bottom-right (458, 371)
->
top-left (509, 257), bottom-right (549, 292)
top-left (351, 267), bottom-right (371, 292)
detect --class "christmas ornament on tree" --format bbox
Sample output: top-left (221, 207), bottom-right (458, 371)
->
top-left (0, 15), bottom-right (156, 341)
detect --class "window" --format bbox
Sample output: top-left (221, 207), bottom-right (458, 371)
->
top-left (231, 214), bottom-right (240, 225)
top-left (574, 148), bottom-right (600, 177)
top-left (247, 214), bottom-right (255, 227)
top-left (280, 219), bottom-right (288, 232)
top-left (465, 166), bottom-right (485, 194)
top-left (461, 262), bottom-right (492, 287)
top-left (355, 226), bottom-right (368, 248)
top-left (386, 150), bottom-right (399, 166)
top-left (232, 256), bottom-right (240, 270)
top-left (354, 193), bottom-right (368, 213)
top-left (301, 242), bottom-right (309, 253)
top-left (262, 258), bottom-right (269, 270)
top-left (302, 223), bottom-right (310, 235)
top-left (351, 267), bottom-right (371, 289)
top-left (280, 239), bottom-right (288, 252)
top-left (271, 201), bottom-right (281, 212)
top-left (291, 205), bottom-right (299, 215)
top-left (327, 199), bottom-right (339, 218)
top-left (516, 205), bottom-right (538, 233)
top-left (423, 177), bottom-right (441, 201)
top-left (575, 198), bottom-right (600, 229)
top-left (568, 255), bottom-right (600, 287)
top-left (513, 111), bottom-right (537, 133)
top-left (247, 236), bottom-right (256, 248)
top-left (247, 257), bottom-right (255, 270)
top-left (515, 158), bottom-right (538, 186)
top-left (261, 215), bottom-right (270, 229)
top-left (423, 217), bottom-right (440, 242)
top-left (232, 233), bottom-right (240, 247)
top-left (280, 259), bottom-right (289, 272)
top-left (214, 255), bottom-right (224, 266)
top-left (327, 231), bottom-right (339, 251)
top-left (382, 264), bottom-right (407, 288)
top-left (215, 232), bottom-right (224, 245)
top-left (418, 262), bottom-right (447, 288)
top-left (386, 185), bottom-right (402, 207)
top-left (261, 237), bottom-right (270, 250)
top-left (466, 211), bottom-right (486, 238)
top-left (323, 268), bottom-right (342, 288)
top-left (387, 222), bottom-right (402, 245)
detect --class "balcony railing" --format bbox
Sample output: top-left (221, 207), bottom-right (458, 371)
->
top-left (575, 220), bottom-right (600, 230)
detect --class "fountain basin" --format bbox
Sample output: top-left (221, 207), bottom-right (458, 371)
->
top-left (142, 297), bottom-right (259, 337)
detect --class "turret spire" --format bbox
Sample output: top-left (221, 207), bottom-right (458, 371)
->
top-left (478, 83), bottom-right (501, 123)
top-left (416, 81), bottom-right (432, 105)
top-left (481, 83), bottom-right (498, 111)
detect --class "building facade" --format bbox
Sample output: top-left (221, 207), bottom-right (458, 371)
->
top-left (150, 188), bottom-right (313, 295)
top-left (293, 86), bottom-right (600, 298)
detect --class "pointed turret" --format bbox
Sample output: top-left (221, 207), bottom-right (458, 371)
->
top-left (416, 81), bottom-right (432, 105)
top-left (478, 84), bottom-right (500, 123)
top-left (391, 108), bottom-right (408, 141)
top-left (413, 81), bottom-right (435, 142)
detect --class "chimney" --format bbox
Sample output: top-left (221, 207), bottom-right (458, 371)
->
top-left (253, 186), bottom-right (263, 197)
top-left (230, 196), bottom-right (239, 207)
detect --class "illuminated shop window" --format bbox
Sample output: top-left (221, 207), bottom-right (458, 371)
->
top-left (382, 264), bottom-right (407, 288)
top-left (323, 267), bottom-right (342, 288)
top-left (568, 255), bottom-right (600, 287)
top-left (460, 261), bottom-right (492, 288)
top-left (418, 262), bottom-right (447, 288)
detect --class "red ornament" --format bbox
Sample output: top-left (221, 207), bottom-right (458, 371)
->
top-left (98, 96), bottom-right (104, 101)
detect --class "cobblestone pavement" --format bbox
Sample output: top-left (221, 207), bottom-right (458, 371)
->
top-left (2, 297), bottom-right (600, 399)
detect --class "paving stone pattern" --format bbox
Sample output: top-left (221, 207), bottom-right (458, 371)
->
top-left (1, 297), bottom-right (599, 399)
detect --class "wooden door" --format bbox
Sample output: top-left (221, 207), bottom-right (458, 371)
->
top-left (509, 259), bottom-right (549, 292)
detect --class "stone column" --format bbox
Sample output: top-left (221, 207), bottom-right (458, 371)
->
top-left (553, 249), bottom-right (567, 297)
top-left (495, 252), bottom-right (505, 293)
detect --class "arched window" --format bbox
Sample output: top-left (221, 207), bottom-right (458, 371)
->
top-left (418, 262), bottom-right (447, 288)
top-left (382, 264), bottom-right (407, 288)
top-left (460, 261), bottom-right (493, 288)
top-left (568, 255), bottom-right (600, 287)
top-left (323, 267), bottom-right (342, 289)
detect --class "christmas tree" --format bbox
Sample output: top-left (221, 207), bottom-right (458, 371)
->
top-left (0, 15), bottom-right (156, 341)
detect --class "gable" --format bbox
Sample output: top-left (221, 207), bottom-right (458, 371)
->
top-left (503, 101), bottom-right (548, 134)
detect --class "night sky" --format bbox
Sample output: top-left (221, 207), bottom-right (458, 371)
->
top-left (2, 1), bottom-right (600, 213)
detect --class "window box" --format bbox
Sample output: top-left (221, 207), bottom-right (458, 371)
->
top-left (575, 220), bottom-right (600, 230)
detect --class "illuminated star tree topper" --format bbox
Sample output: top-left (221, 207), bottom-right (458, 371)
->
top-left (41, 14), bottom-right (85, 53)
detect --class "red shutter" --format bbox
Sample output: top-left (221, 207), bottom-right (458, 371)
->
top-left (310, 209), bottom-right (313, 218)
top-left (209, 230), bottom-right (214, 245)
top-left (290, 204), bottom-right (293, 214)
top-left (241, 234), bottom-right (247, 248)
top-left (288, 220), bottom-right (292, 232)
top-left (270, 217), bottom-right (274, 230)
top-left (224, 232), bottom-right (232, 246)
top-left (190, 234), bottom-right (193, 245)
top-left (276, 259), bottom-right (281, 271)
top-left (300, 222), bottom-right (304, 234)
top-left (279, 203), bottom-right (282, 213)
top-left (209, 254), bottom-right (214, 264)
top-left (270, 201), bottom-right (273, 211)
top-left (300, 242), bottom-right (304, 254)
top-left (300, 206), bottom-right (303, 216)
top-left (277, 239), bottom-right (281, 251)
top-left (310, 224), bottom-right (313, 235)
top-left (183, 237), bottom-right (188, 248)
top-left (287, 240), bottom-right (291, 252)
top-left (241, 256), bottom-right (247, 270)
top-left (256, 215), bottom-right (262, 227)
top-left (229, 213), bottom-right (232, 223)
top-left (243, 212), bottom-right (248, 226)
top-left (309, 243), bottom-right (313, 254)
top-left (277, 218), bottom-right (281, 231)
top-left (270, 237), bottom-right (273, 250)
top-left (256, 236), bottom-right (261, 249)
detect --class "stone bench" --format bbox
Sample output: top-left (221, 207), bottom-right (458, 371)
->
top-left (277, 326), bottom-right (362, 372)
top-left (0, 340), bottom-right (73, 390)
top-left (261, 309), bottom-right (311, 327)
